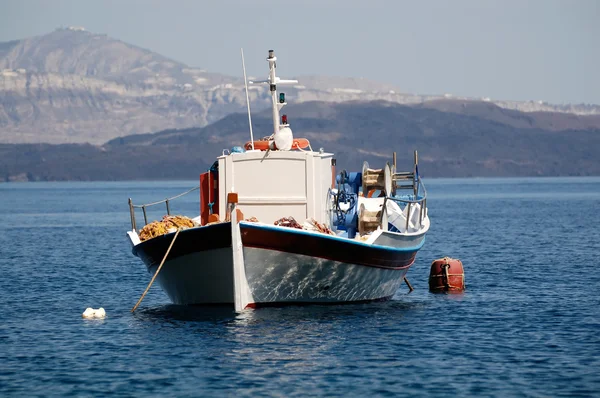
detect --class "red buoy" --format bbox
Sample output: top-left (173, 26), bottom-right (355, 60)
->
top-left (429, 257), bottom-right (465, 293)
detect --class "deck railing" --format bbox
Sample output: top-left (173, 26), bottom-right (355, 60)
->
top-left (381, 178), bottom-right (428, 231)
top-left (128, 185), bottom-right (200, 231)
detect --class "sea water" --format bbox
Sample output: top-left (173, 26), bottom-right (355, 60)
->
top-left (1, 178), bottom-right (599, 397)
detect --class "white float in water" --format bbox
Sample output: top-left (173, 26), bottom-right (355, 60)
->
top-left (82, 307), bottom-right (106, 319)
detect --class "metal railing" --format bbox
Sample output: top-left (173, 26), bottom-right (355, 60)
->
top-left (128, 185), bottom-right (200, 231)
top-left (381, 178), bottom-right (428, 232)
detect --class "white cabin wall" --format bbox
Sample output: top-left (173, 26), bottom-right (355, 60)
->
top-left (305, 153), bottom-right (315, 221)
top-left (319, 155), bottom-right (334, 225)
top-left (217, 151), bottom-right (333, 224)
top-left (234, 156), bottom-right (307, 198)
top-left (217, 156), bottom-right (228, 221)
top-left (235, 152), bottom-right (308, 223)
top-left (311, 154), bottom-right (334, 226)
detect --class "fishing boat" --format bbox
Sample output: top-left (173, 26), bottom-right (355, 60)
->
top-left (126, 50), bottom-right (430, 311)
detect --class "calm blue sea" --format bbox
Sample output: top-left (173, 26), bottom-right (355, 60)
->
top-left (1, 177), bottom-right (599, 397)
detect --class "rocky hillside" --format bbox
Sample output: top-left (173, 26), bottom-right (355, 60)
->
top-left (0, 27), bottom-right (246, 144)
top-left (2, 100), bottom-right (599, 182)
top-left (1, 28), bottom-right (599, 145)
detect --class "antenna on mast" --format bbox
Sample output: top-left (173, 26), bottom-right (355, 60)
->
top-left (249, 50), bottom-right (299, 150)
top-left (241, 48), bottom-right (255, 150)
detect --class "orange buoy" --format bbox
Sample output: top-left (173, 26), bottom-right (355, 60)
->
top-left (429, 257), bottom-right (465, 293)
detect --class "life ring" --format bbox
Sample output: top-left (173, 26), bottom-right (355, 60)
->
top-left (244, 138), bottom-right (311, 151)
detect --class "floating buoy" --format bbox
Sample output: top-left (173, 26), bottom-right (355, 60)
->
top-left (429, 257), bottom-right (465, 293)
top-left (82, 307), bottom-right (106, 319)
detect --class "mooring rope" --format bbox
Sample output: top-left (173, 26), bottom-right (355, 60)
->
top-left (131, 228), bottom-right (181, 312)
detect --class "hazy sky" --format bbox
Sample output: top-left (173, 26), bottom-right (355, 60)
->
top-left (2, 0), bottom-right (598, 105)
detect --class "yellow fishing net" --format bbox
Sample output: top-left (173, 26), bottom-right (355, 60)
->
top-left (139, 215), bottom-right (195, 242)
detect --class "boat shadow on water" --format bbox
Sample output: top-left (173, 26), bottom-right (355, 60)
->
top-left (132, 296), bottom-right (427, 326)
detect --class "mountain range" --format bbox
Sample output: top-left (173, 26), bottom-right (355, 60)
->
top-left (0, 27), bottom-right (599, 181)
top-left (1, 27), bottom-right (599, 145)
top-left (2, 100), bottom-right (599, 182)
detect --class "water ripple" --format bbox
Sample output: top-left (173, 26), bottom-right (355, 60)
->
top-left (1, 179), bottom-right (599, 396)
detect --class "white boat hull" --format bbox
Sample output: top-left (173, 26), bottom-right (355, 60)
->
top-left (148, 246), bottom-right (409, 305)
top-left (135, 222), bottom-right (423, 307)
top-left (243, 247), bottom-right (407, 304)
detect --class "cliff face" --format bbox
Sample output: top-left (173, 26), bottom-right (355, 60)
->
top-left (0, 28), bottom-right (252, 144)
top-left (0, 69), bottom-right (250, 143)
top-left (1, 28), bottom-right (599, 145)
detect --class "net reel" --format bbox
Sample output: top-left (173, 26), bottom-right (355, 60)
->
top-left (361, 161), bottom-right (395, 198)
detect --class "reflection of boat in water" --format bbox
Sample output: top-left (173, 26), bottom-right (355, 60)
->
top-left (126, 50), bottom-right (430, 311)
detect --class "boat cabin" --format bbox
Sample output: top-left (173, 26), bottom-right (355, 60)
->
top-left (215, 149), bottom-right (334, 224)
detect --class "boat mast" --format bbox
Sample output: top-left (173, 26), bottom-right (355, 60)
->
top-left (267, 50), bottom-right (280, 135)
top-left (250, 50), bottom-right (298, 139)
top-left (241, 48), bottom-right (255, 150)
